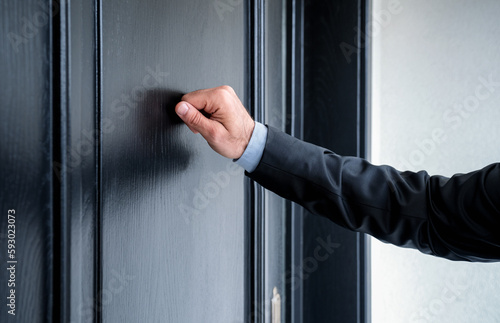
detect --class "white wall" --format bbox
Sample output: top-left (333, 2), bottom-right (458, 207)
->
top-left (370, 0), bottom-right (500, 322)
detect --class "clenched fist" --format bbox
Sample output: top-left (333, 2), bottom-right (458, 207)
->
top-left (175, 86), bottom-right (255, 159)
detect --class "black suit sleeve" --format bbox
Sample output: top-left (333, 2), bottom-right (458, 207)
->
top-left (247, 126), bottom-right (500, 262)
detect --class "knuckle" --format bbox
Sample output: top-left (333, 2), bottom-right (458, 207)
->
top-left (219, 85), bottom-right (234, 93)
top-left (181, 92), bottom-right (193, 101)
top-left (218, 85), bottom-right (236, 100)
top-left (188, 111), bottom-right (202, 126)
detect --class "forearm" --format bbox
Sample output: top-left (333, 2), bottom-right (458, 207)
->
top-left (175, 86), bottom-right (500, 262)
top-left (247, 126), bottom-right (500, 262)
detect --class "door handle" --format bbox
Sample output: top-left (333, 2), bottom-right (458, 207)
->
top-left (271, 287), bottom-right (281, 323)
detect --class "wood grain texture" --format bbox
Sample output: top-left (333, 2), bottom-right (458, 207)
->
top-left (0, 1), bottom-right (53, 322)
top-left (67, 0), bottom-right (99, 322)
top-left (100, 1), bottom-right (246, 322)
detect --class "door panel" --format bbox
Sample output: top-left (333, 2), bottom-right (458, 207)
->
top-left (1, 1), bottom-right (371, 322)
top-left (0, 1), bottom-right (53, 322)
top-left (100, 1), bottom-right (246, 321)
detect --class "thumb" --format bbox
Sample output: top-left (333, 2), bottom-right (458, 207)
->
top-left (175, 101), bottom-right (214, 136)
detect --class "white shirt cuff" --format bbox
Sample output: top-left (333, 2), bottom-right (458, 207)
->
top-left (234, 122), bottom-right (268, 173)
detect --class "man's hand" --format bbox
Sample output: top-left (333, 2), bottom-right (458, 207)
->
top-left (175, 86), bottom-right (255, 159)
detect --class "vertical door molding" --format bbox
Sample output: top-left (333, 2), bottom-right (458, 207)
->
top-left (52, 0), bottom-right (70, 321)
top-left (247, 1), bottom-right (266, 322)
top-left (286, 1), bottom-right (305, 322)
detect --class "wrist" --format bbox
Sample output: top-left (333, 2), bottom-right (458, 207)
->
top-left (240, 120), bottom-right (255, 158)
top-left (234, 122), bottom-right (267, 173)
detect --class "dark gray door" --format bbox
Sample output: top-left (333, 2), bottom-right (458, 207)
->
top-left (99, 1), bottom-right (246, 322)
top-left (1, 1), bottom-right (370, 322)
top-left (2, 0), bottom-right (248, 322)
top-left (0, 1), bottom-right (53, 322)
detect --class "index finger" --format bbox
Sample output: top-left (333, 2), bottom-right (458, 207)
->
top-left (181, 86), bottom-right (235, 115)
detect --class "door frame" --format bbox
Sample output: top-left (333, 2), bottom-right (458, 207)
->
top-left (246, 0), bottom-right (371, 322)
